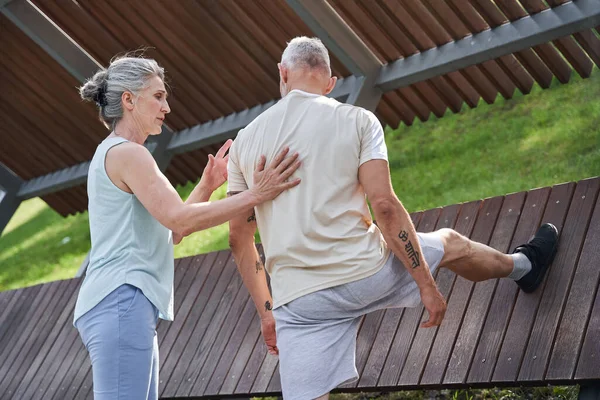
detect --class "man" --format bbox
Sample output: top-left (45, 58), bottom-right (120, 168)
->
top-left (227, 37), bottom-right (558, 400)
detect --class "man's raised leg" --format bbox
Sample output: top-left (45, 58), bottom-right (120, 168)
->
top-left (436, 223), bottom-right (559, 292)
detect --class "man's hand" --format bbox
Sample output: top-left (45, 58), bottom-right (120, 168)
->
top-left (420, 284), bottom-right (447, 328)
top-left (261, 316), bottom-right (278, 355)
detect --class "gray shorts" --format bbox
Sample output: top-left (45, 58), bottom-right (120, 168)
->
top-left (273, 232), bottom-right (445, 400)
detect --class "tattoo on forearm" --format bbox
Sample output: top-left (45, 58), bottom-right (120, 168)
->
top-left (265, 301), bottom-right (272, 311)
top-left (247, 210), bottom-right (256, 223)
top-left (255, 260), bottom-right (263, 274)
top-left (405, 241), bottom-right (421, 268)
top-left (398, 230), bottom-right (409, 242)
top-left (398, 230), bottom-right (421, 268)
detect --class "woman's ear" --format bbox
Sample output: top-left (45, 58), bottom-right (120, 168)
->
top-left (122, 91), bottom-right (135, 111)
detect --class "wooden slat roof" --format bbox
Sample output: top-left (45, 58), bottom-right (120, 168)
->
top-left (0, 177), bottom-right (599, 399)
top-left (1, 0), bottom-right (599, 215)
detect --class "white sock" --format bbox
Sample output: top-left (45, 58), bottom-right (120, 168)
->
top-left (508, 252), bottom-right (532, 280)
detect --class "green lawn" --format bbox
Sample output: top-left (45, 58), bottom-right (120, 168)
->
top-left (1, 69), bottom-right (598, 292)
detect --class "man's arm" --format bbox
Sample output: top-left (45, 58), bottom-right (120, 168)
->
top-left (228, 192), bottom-right (278, 354)
top-left (359, 159), bottom-right (446, 328)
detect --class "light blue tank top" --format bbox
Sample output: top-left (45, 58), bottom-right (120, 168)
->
top-left (74, 137), bottom-right (174, 324)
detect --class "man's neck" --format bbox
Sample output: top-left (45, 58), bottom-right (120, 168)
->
top-left (286, 83), bottom-right (324, 96)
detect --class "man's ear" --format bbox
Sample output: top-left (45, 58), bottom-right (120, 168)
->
top-left (324, 76), bottom-right (338, 95)
top-left (278, 63), bottom-right (288, 84)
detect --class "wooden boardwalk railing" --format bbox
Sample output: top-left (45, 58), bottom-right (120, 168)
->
top-left (0, 177), bottom-right (599, 399)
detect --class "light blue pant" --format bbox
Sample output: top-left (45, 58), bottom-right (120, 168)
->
top-left (76, 284), bottom-right (159, 400)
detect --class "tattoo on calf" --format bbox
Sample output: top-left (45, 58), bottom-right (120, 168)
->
top-left (398, 230), bottom-right (421, 268)
top-left (247, 210), bottom-right (256, 223)
top-left (265, 301), bottom-right (272, 311)
top-left (255, 260), bottom-right (263, 273)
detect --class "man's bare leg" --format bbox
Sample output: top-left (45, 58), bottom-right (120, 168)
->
top-left (435, 224), bottom-right (559, 293)
top-left (437, 228), bottom-right (513, 281)
top-left (315, 394), bottom-right (329, 400)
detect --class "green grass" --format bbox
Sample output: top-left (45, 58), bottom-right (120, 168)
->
top-left (1, 69), bottom-right (599, 292)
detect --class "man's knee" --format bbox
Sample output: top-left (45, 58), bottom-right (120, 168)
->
top-left (438, 228), bottom-right (472, 264)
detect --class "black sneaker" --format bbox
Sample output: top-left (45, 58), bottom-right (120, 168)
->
top-left (513, 223), bottom-right (559, 293)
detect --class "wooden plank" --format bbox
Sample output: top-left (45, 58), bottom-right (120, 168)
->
top-left (492, 183), bottom-right (576, 383)
top-left (377, 208), bottom-right (442, 387)
top-left (575, 261), bottom-right (600, 380)
top-left (158, 255), bottom-right (209, 350)
top-left (552, 37), bottom-right (594, 79)
top-left (251, 350), bottom-right (279, 393)
top-left (518, 180), bottom-right (599, 381)
top-left (73, 368), bottom-right (93, 400)
top-left (422, 197), bottom-right (503, 385)
top-left (160, 251), bottom-right (237, 397)
top-left (398, 86), bottom-right (432, 122)
top-left (429, 75), bottom-right (464, 113)
top-left (0, 283), bottom-right (55, 381)
top-left (480, 60), bottom-right (517, 99)
top-left (518, 0), bottom-right (594, 78)
top-left (175, 270), bottom-right (245, 397)
top-left (345, 309), bottom-right (386, 388)
top-left (35, 317), bottom-right (82, 399)
top-left (216, 313), bottom-right (262, 395)
top-left (467, 187), bottom-right (550, 384)
top-left (444, 71), bottom-right (481, 108)
top-left (574, 31), bottom-right (600, 69)
top-left (0, 285), bottom-right (42, 347)
top-left (532, 43), bottom-right (572, 84)
top-left (204, 297), bottom-right (260, 395)
top-left (5, 279), bottom-right (79, 399)
top-left (412, 81), bottom-right (449, 118)
top-left (0, 289), bottom-right (18, 332)
top-left (60, 356), bottom-right (91, 400)
top-left (399, 203), bottom-right (474, 386)
top-left (49, 342), bottom-right (87, 400)
top-left (156, 257), bottom-right (187, 346)
top-left (189, 286), bottom-right (252, 396)
top-left (358, 308), bottom-right (405, 388)
top-left (461, 66), bottom-right (499, 104)
top-left (443, 193), bottom-right (524, 385)
top-left (0, 281), bottom-right (60, 396)
top-left (267, 362), bottom-right (282, 393)
top-left (547, 186), bottom-right (600, 379)
top-left (17, 280), bottom-right (80, 400)
top-left (234, 333), bottom-right (268, 395)
top-left (496, 55), bottom-right (535, 95)
top-left (365, 219), bottom-right (432, 393)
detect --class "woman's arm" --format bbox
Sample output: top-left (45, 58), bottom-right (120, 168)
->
top-left (107, 142), bottom-right (300, 236)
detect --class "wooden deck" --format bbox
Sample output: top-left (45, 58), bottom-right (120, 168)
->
top-left (0, 177), bottom-right (599, 399)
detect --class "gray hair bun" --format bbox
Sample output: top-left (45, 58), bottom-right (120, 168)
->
top-left (80, 69), bottom-right (109, 108)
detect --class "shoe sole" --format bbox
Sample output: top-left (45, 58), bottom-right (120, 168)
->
top-left (521, 224), bottom-right (559, 293)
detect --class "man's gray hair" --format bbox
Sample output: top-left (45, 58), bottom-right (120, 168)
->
top-left (281, 36), bottom-right (331, 75)
top-left (80, 55), bottom-right (165, 129)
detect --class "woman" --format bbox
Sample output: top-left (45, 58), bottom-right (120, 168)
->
top-left (74, 55), bottom-right (300, 400)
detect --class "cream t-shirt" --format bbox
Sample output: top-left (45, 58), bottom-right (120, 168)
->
top-left (228, 89), bottom-right (390, 308)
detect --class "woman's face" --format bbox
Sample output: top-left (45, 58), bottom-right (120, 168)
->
top-left (130, 75), bottom-right (171, 135)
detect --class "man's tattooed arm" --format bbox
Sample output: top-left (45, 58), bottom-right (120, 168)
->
top-left (398, 230), bottom-right (421, 268)
top-left (228, 191), bottom-right (274, 320)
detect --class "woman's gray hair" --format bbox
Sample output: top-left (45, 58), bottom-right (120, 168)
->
top-left (281, 36), bottom-right (331, 75)
top-left (80, 55), bottom-right (165, 129)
